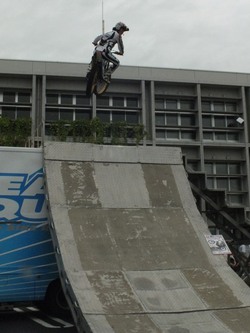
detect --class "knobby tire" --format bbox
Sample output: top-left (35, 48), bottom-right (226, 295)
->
top-left (86, 66), bottom-right (98, 97)
top-left (86, 56), bottom-right (111, 96)
top-left (94, 79), bottom-right (109, 96)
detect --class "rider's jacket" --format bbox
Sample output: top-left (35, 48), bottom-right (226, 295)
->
top-left (93, 30), bottom-right (124, 54)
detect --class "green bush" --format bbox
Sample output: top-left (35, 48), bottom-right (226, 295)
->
top-left (48, 118), bottom-right (146, 145)
top-left (0, 117), bottom-right (31, 146)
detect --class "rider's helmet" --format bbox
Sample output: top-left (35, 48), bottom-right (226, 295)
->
top-left (113, 22), bottom-right (129, 32)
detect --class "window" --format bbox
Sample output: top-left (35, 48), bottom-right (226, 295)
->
top-left (228, 133), bottom-right (239, 141)
top-left (166, 99), bottom-right (177, 110)
top-left (229, 163), bottom-right (240, 174)
top-left (216, 163), bottom-right (227, 174)
top-left (17, 108), bottom-right (30, 118)
top-left (155, 114), bottom-right (165, 125)
top-left (217, 178), bottom-right (228, 190)
top-left (180, 100), bottom-right (194, 110)
top-left (155, 99), bottom-right (164, 109)
top-left (202, 116), bottom-right (212, 127)
top-left (214, 102), bottom-right (225, 112)
top-left (167, 114), bottom-right (178, 125)
top-left (215, 133), bottom-right (227, 141)
top-left (228, 194), bottom-right (243, 204)
top-left (75, 110), bottom-right (91, 120)
top-left (205, 163), bottom-right (213, 174)
top-left (214, 117), bottom-right (226, 128)
top-left (97, 110), bottom-right (110, 122)
top-left (181, 131), bottom-right (196, 140)
top-left (127, 98), bottom-right (138, 108)
top-left (112, 111), bottom-right (125, 122)
top-left (156, 130), bottom-right (165, 139)
top-left (61, 94), bottom-right (73, 105)
top-left (187, 162), bottom-right (199, 171)
top-left (18, 93), bottom-right (30, 103)
top-left (97, 96), bottom-right (109, 106)
top-left (47, 94), bottom-right (58, 104)
top-left (76, 95), bottom-right (90, 105)
top-left (3, 92), bottom-right (15, 103)
top-left (181, 115), bottom-right (195, 126)
top-left (230, 178), bottom-right (241, 191)
top-left (46, 108), bottom-right (59, 121)
top-left (202, 101), bottom-right (211, 111)
top-left (60, 109), bottom-right (73, 120)
top-left (226, 102), bottom-right (237, 112)
top-left (167, 130), bottom-right (179, 139)
top-left (126, 112), bottom-right (138, 124)
top-left (2, 107), bottom-right (15, 119)
top-left (113, 97), bottom-right (124, 107)
top-left (206, 177), bottom-right (214, 188)
top-left (203, 132), bottom-right (213, 140)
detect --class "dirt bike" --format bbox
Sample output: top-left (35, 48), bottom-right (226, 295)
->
top-left (86, 51), bottom-right (119, 97)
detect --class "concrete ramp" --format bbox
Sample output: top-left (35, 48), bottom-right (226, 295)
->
top-left (44, 142), bottom-right (250, 333)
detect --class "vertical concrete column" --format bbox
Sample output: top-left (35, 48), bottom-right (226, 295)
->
top-left (141, 80), bottom-right (146, 146)
top-left (92, 94), bottom-right (96, 118)
top-left (31, 75), bottom-right (37, 147)
top-left (41, 75), bottom-right (46, 143)
top-left (196, 84), bottom-right (207, 222)
top-left (150, 80), bottom-right (156, 146)
top-left (241, 86), bottom-right (250, 208)
top-left (197, 84), bottom-right (205, 171)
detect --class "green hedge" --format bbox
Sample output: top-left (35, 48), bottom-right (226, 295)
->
top-left (49, 118), bottom-right (146, 145)
top-left (0, 117), bottom-right (31, 146)
top-left (0, 117), bottom-right (147, 147)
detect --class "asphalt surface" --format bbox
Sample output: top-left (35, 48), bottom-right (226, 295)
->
top-left (0, 306), bottom-right (77, 333)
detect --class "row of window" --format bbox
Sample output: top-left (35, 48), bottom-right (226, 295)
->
top-left (184, 161), bottom-right (244, 204)
top-left (202, 115), bottom-right (243, 128)
top-left (205, 162), bottom-right (241, 175)
top-left (155, 98), bottom-right (195, 110)
top-left (156, 129), bottom-right (240, 142)
top-left (155, 113), bottom-right (244, 129)
top-left (0, 92), bottom-right (239, 114)
top-left (47, 94), bottom-right (90, 106)
top-left (1, 92), bottom-right (31, 104)
top-left (47, 94), bottom-right (139, 108)
top-left (45, 108), bottom-right (140, 124)
top-left (155, 113), bottom-right (195, 126)
top-left (156, 129), bottom-right (196, 140)
top-left (208, 178), bottom-right (244, 204)
top-left (46, 108), bottom-right (91, 121)
top-left (203, 131), bottom-right (240, 141)
top-left (1, 92), bottom-right (140, 109)
top-left (207, 177), bottom-right (242, 192)
top-left (155, 98), bottom-right (238, 113)
top-left (2, 107), bottom-right (31, 119)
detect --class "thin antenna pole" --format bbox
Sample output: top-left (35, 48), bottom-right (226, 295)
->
top-left (102, 0), bottom-right (105, 33)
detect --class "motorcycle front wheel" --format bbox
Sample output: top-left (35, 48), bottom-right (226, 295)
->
top-left (94, 79), bottom-right (110, 95)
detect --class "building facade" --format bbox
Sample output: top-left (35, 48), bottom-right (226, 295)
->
top-left (1, 59), bottom-right (250, 239)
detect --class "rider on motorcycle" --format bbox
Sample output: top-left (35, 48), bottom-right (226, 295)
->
top-left (87, 22), bottom-right (129, 80)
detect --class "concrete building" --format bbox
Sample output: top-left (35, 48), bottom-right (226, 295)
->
top-left (0, 59), bottom-right (250, 245)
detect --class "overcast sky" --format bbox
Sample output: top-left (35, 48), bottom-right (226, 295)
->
top-left (0, 0), bottom-right (250, 73)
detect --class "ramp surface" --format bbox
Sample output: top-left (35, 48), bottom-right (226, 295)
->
top-left (44, 142), bottom-right (250, 333)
